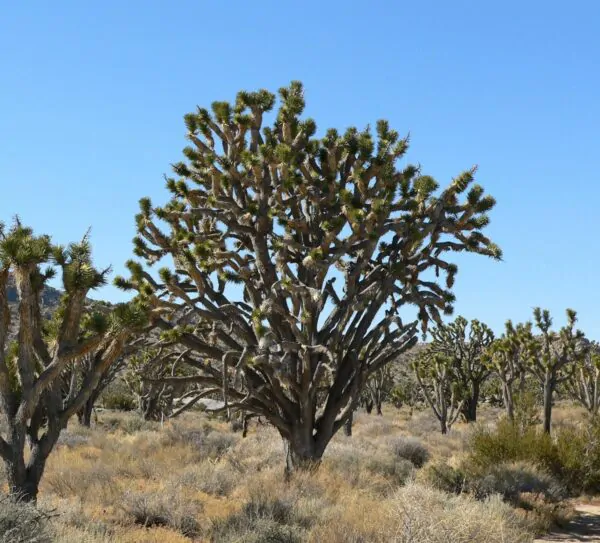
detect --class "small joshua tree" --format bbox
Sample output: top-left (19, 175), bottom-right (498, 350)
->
top-left (118, 82), bottom-right (500, 472)
top-left (524, 308), bottom-right (587, 433)
top-left (483, 320), bottom-right (530, 421)
top-left (0, 221), bottom-right (146, 501)
top-left (363, 365), bottom-right (395, 415)
top-left (124, 347), bottom-right (198, 421)
top-left (428, 316), bottom-right (494, 422)
top-left (413, 352), bottom-right (463, 434)
top-left (564, 341), bottom-right (600, 417)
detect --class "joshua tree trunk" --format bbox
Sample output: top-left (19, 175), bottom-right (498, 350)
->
top-left (77, 391), bottom-right (99, 428)
top-left (543, 376), bottom-right (554, 434)
top-left (440, 419), bottom-right (448, 435)
top-left (4, 427), bottom-right (60, 503)
top-left (375, 399), bottom-right (383, 416)
top-left (365, 401), bottom-right (374, 414)
top-left (461, 383), bottom-right (480, 422)
top-left (344, 411), bottom-right (353, 436)
top-left (283, 431), bottom-right (324, 475)
top-left (502, 383), bottom-right (515, 421)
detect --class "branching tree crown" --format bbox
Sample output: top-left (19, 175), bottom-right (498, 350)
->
top-left (428, 316), bottom-right (494, 422)
top-left (118, 82), bottom-right (500, 470)
top-left (521, 308), bottom-right (587, 433)
top-left (0, 220), bottom-right (147, 501)
top-left (483, 320), bottom-right (531, 421)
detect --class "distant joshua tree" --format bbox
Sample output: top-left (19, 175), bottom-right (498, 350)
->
top-left (428, 316), bottom-right (494, 423)
top-left (118, 82), bottom-right (500, 472)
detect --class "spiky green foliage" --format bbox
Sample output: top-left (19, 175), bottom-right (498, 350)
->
top-left (521, 308), bottom-right (588, 433)
top-left (428, 316), bottom-right (494, 422)
top-left (564, 342), bottom-right (600, 416)
top-left (0, 220), bottom-right (148, 501)
top-left (483, 320), bottom-right (531, 421)
top-left (118, 82), bottom-right (500, 469)
top-left (412, 352), bottom-right (464, 434)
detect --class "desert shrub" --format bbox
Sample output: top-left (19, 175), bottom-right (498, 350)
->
top-left (419, 462), bottom-right (467, 495)
top-left (0, 496), bottom-right (53, 543)
top-left (365, 455), bottom-right (416, 487)
top-left (171, 461), bottom-right (239, 497)
top-left (164, 424), bottom-right (238, 459)
top-left (513, 389), bottom-right (542, 431)
top-left (388, 483), bottom-right (533, 543)
top-left (98, 413), bottom-right (159, 434)
top-left (211, 494), bottom-right (308, 543)
top-left (44, 464), bottom-right (115, 499)
top-left (467, 418), bottom-right (600, 495)
top-left (56, 432), bottom-right (91, 448)
top-left (120, 489), bottom-right (202, 537)
top-left (100, 381), bottom-right (136, 411)
top-left (389, 437), bottom-right (430, 468)
top-left (466, 461), bottom-right (566, 503)
top-left (552, 423), bottom-right (600, 494)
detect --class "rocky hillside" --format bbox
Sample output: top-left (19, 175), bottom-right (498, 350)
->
top-left (6, 274), bottom-right (63, 309)
top-left (6, 276), bottom-right (63, 339)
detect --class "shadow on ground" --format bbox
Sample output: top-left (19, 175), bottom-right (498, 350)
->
top-left (537, 505), bottom-right (600, 542)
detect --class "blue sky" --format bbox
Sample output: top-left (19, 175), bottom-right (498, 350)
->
top-left (1, 1), bottom-right (598, 336)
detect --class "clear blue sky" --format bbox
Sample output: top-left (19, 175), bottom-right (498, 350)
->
top-left (1, 1), bottom-right (598, 337)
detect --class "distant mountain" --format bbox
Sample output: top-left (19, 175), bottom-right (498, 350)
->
top-left (6, 274), bottom-right (63, 309)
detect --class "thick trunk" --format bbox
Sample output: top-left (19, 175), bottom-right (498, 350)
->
top-left (461, 384), bottom-right (480, 423)
top-left (344, 412), bottom-right (353, 437)
top-left (543, 378), bottom-right (554, 434)
top-left (502, 383), bottom-right (514, 421)
top-left (77, 399), bottom-right (94, 427)
top-left (375, 401), bottom-right (383, 416)
top-left (282, 429), bottom-right (324, 476)
top-left (5, 452), bottom-right (45, 503)
top-left (365, 401), bottom-right (373, 414)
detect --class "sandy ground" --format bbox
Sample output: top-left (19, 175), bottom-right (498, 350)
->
top-left (536, 505), bottom-right (600, 542)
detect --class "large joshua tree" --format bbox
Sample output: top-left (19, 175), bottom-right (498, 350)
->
top-left (118, 82), bottom-right (501, 472)
top-left (428, 316), bottom-right (494, 422)
top-left (0, 221), bottom-right (146, 501)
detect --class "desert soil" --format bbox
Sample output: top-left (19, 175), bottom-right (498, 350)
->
top-left (535, 504), bottom-right (600, 542)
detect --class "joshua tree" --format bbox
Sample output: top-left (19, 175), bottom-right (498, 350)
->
top-left (0, 221), bottom-right (146, 501)
top-left (363, 365), bottom-right (394, 415)
top-left (413, 352), bottom-right (464, 434)
top-left (483, 320), bottom-right (530, 421)
top-left (123, 348), bottom-right (196, 421)
top-left (118, 82), bottom-right (500, 472)
top-left (524, 308), bottom-right (587, 433)
top-left (428, 316), bottom-right (494, 422)
top-left (45, 302), bottom-right (141, 427)
top-left (564, 341), bottom-right (600, 417)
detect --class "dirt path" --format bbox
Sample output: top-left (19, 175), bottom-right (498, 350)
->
top-left (535, 504), bottom-right (600, 542)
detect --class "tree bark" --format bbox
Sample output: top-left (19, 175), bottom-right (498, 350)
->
top-left (461, 383), bottom-right (480, 422)
top-left (440, 419), bottom-right (448, 434)
top-left (77, 398), bottom-right (95, 428)
top-left (344, 411), bottom-right (353, 437)
top-left (375, 401), bottom-right (383, 416)
top-left (365, 401), bottom-right (373, 414)
top-left (502, 383), bottom-right (514, 421)
top-left (282, 430), bottom-right (324, 476)
top-left (5, 446), bottom-right (47, 503)
top-left (543, 377), bottom-right (554, 434)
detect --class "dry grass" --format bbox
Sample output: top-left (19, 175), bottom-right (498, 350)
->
top-left (17, 406), bottom-right (559, 542)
